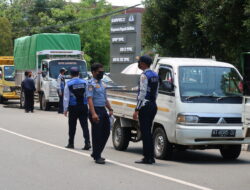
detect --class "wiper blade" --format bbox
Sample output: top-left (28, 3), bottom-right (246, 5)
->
top-left (216, 95), bottom-right (242, 101)
top-left (185, 95), bottom-right (220, 101)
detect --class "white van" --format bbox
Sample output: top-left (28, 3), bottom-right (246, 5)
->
top-left (108, 57), bottom-right (250, 160)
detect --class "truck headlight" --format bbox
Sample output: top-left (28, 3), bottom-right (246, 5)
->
top-left (3, 86), bottom-right (11, 92)
top-left (49, 88), bottom-right (58, 97)
top-left (177, 114), bottom-right (199, 124)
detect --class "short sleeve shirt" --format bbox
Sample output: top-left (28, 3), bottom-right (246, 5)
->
top-left (87, 78), bottom-right (107, 107)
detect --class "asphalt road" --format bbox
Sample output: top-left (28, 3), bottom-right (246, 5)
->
top-left (0, 101), bottom-right (250, 190)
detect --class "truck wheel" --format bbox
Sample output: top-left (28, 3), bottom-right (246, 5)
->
top-left (0, 96), bottom-right (4, 104)
top-left (40, 93), bottom-right (50, 111)
top-left (20, 91), bottom-right (25, 108)
top-left (220, 145), bottom-right (241, 160)
top-left (153, 127), bottom-right (173, 160)
top-left (112, 120), bottom-right (130, 151)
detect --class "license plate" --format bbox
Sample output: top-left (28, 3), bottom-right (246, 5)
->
top-left (211, 129), bottom-right (236, 137)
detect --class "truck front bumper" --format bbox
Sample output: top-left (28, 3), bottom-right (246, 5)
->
top-left (3, 92), bottom-right (20, 99)
top-left (176, 124), bottom-right (250, 145)
top-left (48, 96), bottom-right (59, 102)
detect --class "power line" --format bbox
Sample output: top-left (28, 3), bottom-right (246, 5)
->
top-left (33, 4), bottom-right (141, 31)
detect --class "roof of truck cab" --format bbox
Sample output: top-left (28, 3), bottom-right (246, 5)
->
top-left (0, 56), bottom-right (14, 65)
top-left (158, 58), bottom-right (235, 68)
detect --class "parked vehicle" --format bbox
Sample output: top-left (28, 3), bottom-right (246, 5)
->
top-left (14, 33), bottom-right (87, 110)
top-left (108, 57), bottom-right (250, 160)
top-left (0, 56), bottom-right (19, 103)
top-left (241, 52), bottom-right (250, 150)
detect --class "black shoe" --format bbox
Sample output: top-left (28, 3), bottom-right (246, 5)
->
top-left (82, 143), bottom-right (91, 150)
top-left (31, 110), bottom-right (34, 113)
top-left (25, 110), bottom-right (29, 113)
top-left (91, 154), bottom-right (105, 161)
top-left (95, 158), bottom-right (105, 164)
top-left (65, 144), bottom-right (74, 149)
top-left (135, 158), bottom-right (155, 164)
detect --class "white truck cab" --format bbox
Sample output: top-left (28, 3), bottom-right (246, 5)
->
top-left (16, 50), bottom-right (88, 110)
top-left (108, 57), bottom-right (250, 160)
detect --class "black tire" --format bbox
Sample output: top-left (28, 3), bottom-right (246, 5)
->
top-left (40, 93), bottom-right (50, 111)
top-left (220, 145), bottom-right (241, 160)
top-left (0, 95), bottom-right (4, 104)
top-left (20, 91), bottom-right (25, 108)
top-left (112, 119), bottom-right (130, 151)
top-left (153, 127), bottom-right (173, 160)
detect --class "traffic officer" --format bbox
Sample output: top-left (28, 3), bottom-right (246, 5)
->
top-left (133, 55), bottom-right (159, 164)
top-left (63, 67), bottom-right (91, 150)
top-left (87, 63), bottom-right (113, 164)
top-left (57, 68), bottom-right (66, 114)
top-left (21, 71), bottom-right (36, 113)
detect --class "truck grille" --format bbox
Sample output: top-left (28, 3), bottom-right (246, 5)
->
top-left (198, 117), bottom-right (242, 124)
top-left (199, 117), bottom-right (219, 123)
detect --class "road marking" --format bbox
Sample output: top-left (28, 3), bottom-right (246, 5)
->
top-left (0, 127), bottom-right (212, 190)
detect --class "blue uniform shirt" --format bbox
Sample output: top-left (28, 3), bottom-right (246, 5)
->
top-left (87, 78), bottom-right (107, 107)
top-left (136, 69), bottom-right (159, 110)
top-left (57, 74), bottom-right (65, 93)
top-left (63, 77), bottom-right (87, 112)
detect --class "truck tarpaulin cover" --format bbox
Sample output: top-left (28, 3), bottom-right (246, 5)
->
top-left (14, 33), bottom-right (81, 70)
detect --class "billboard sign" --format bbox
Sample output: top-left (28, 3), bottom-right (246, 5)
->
top-left (110, 13), bottom-right (142, 87)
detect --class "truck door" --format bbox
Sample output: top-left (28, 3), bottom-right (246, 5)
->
top-left (156, 65), bottom-right (176, 142)
top-left (242, 53), bottom-right (250, 138)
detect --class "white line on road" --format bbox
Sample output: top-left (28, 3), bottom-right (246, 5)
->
top-left (0, 127), bottom-right (213, 190)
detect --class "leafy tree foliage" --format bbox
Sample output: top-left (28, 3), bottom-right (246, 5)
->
top-left (143, 0), bottom-right (250, 68)
top-left (0, 0), bottom-right (112, 67)
top-left (0, 17), bottom-right (13, 55)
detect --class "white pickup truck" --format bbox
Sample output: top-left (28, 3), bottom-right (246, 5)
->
top-left (108, 57), bottom-right (250, 160)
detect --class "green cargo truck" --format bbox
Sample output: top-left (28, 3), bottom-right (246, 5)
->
top-left (14, 33), bottom-right (87, 110)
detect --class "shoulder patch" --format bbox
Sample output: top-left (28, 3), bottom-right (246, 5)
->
top-left (141, 74), bottom-right (147, 81)
top-left (88, 85), bottom-right (93, 92)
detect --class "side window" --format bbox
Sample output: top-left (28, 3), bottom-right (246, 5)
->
top-left (42, 62), bottom-right (48, 72)
top-left (158, 67), bottom-right (174, 94)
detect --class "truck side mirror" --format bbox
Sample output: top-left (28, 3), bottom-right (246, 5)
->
top-left (42, 71), bottom-right (47, 78)
top-left (161, 80), bottom-right (174, 92)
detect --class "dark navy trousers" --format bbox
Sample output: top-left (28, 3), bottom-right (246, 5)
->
top-left (89, 107), bottom-right (110, 160)
top-left (24, 90), bottom-right (34, 112)
top-left (58, 91), bottom-right (64, 113)
top-left (139, 102), bottom-right (157, 160)
top-left (68, 104), bottom-right (90, 145)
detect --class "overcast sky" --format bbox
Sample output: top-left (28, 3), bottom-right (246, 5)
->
top-left (105, 0), bottom-right (142, 6)
top-left (69, 0), bottom-right (143, 7)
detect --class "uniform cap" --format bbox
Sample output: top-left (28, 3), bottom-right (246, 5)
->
top-left (70, 67), bottom-right (79, 75)
top-left (60, 68), bottom-right (66, 72)
top-left (138, 55), bottom-right (153, 66)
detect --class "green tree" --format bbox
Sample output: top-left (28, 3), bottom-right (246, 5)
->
top-left (0, 17), bottom-right (13, 55)
top-left (143, 0), bottom-right (250, 67)
top-left (77, 0), bottom-right (112, 68)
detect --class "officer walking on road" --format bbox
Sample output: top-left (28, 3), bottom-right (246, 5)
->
top-left (57, 68), bottom-right (66, 114)
top-left (21, 71), bottom-right (36, 113)
top-left (87, 63), bottom-right (113, 164)
top-left (133, 55), bottom-right (159, 164)
top-left (63, 67), bottom-right (91, 150)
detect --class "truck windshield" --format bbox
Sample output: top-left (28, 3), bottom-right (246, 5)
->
top-left (4, 66), bottom-right (15, 81)
top-left (179, 66), bottom-right (243, 103)
top-left (49, 60), bottom-right (87, 79)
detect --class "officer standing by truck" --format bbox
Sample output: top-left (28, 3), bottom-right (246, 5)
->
top-left (87, 63), bottom-right (113, 164)
top-left (133, 55), bottom-right (159, 164)
top-left (57, 68), bottom-right (66, 114)
top-left (63, 67), bottom-right (91, 150)
top-left (21, 71), bottom-right (36, 113)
